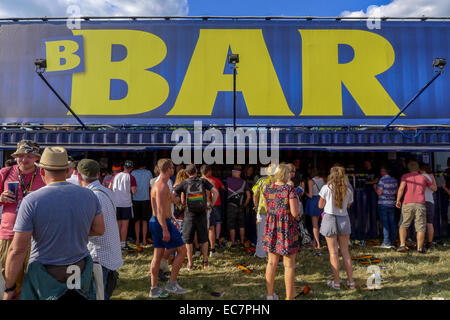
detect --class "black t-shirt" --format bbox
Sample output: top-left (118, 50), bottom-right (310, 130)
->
top-left (173, 177), bottom-right (214, 216)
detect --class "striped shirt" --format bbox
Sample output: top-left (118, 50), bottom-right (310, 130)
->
top-left (377, 175), bottom-right (398, 207)
top-left (87, 180), bottom-right (123, 271)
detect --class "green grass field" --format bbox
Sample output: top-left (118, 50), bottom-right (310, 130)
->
top-left (112, 241), bottom-right (450, 300)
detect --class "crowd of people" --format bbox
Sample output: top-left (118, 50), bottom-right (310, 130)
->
top-left (0, 139), bottom-right (449, 300)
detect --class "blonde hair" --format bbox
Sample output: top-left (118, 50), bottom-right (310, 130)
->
top-left (175, 169), bottom-right (188, 186)
top-left (157, 158), bottom-right (173, 174)
top-left (328, 166), bottom-right (347, 209)
top-left (274, 163), bottom-right (291, 184)
top-left (287, 163), bottom-right (295, 173)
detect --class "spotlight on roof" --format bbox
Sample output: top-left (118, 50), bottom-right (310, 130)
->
top-left (433, 58), bottom-right (446, 70)
top-left (228, 54), bottom-right (239, 65)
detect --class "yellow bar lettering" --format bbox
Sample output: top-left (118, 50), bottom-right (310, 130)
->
top-left (45, 40), bottom-right (80, 72)
top-left (70, 30), bottom-right (169, 115)
top-left (299, 29), bottom-right (400, 116)
top-left (169, 29), bottom-right (293, 116)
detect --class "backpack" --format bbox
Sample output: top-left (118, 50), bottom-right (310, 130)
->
top-left (227, 180), bottom-right (246, 207)
top-left (185, 177), bottom-right (207, 213)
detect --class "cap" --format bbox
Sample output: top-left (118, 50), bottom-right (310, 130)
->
top-left (77, 159), bottom-right (100, 178)
top-left (124, 160), bottom-right (134, 168)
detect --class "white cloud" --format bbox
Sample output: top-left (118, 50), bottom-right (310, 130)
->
top-left (341, 0), bottom-right (450, 17)
top-left (0, 0), bottom-right (189, 18)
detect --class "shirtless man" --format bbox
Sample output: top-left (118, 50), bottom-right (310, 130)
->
top-left (148, 159), bottom-right (187, 298)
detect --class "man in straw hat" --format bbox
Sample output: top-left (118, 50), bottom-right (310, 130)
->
top-left (252, 163), bottom-right (278, 258)
top-left (396, 160), bottom-right (437, 254)
top-left (3, 147), bottom-right (104, 300)
top-left (0, 140), bottom-right (45, 299)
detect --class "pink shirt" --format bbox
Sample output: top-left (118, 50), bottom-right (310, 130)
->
top-left (401, 172), bottom-right (431, 205)
top-left (0, 165), bottom-right (46, 239)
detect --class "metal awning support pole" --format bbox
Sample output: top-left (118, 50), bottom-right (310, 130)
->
top-left (384, 70), bottom-right (443, 130)
top-left (36, 71), bottom-right (87, 130)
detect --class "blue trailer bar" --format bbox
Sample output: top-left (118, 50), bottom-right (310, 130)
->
top-left (0, 128), bottom-right (449, 152)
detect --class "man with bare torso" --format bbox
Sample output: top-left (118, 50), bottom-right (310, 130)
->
top-left (148, 159), bottom-right (187, 298)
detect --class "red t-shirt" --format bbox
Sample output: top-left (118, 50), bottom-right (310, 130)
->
top-left (209, 176), bottom-right (224, 206)
top-left (401, 172), bottom-right (431, 204)
top-left (0, 165), bottom-right (46, 240)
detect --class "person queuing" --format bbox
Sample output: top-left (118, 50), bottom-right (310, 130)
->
top-left (78, 159), bottom-right (123, 300)
top-left (396, 161), bottom-right (437, 253)
top-left (200, 165), bottom-right (220, 257)
top-left (252, 163), bottom-right (278, 259)
top-left (110, 160), bottom-right (137, 251)
top-left (262, 163), bottom-right (300, 300)
top-left (3, 147), bottom-right (104, 300)
top-left (318, 166), bottom-right (355, 291)
top-left (66, 159), bottom-right (80, 185)
top-left (173, 165), bottom-right (218, 270)
top-left (374, 167), bottom-right (398, 249)
top-left (149, 159), bottom-right (187, 298)
top-left (419, 163), bottom-right (437, 249)
top-left (131, 162), bottom-right (153, 248)
top-left (305, 168), bottom-right (325, 249)
top-left (225, 166), bottom-right (251, 248)
top-left (203, 166), bottom-right (226, 250)
top-left (0, 140), bottom-right (45, 298)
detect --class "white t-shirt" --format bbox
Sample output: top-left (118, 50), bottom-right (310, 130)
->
top-left (319, 184), bottom-right (353, 216)
top-left (66, 173), bottom-right (80, 186)
top-left (111, 172), bottom-right (133, 207)
top-left (423, 173), bottom-right (434, 204)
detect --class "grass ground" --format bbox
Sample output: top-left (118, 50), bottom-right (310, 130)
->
top-left (112, 240), bottom-right (450, 300)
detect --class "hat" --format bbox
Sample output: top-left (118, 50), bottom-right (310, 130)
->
top-left (112, 165), bottom-right (122, 171)
top-left (124, 160), bottom-right (133, 168)
top-left (11, 140), bottom-right (41, 158)
top-left (77, 159), bottom-right (100, 178)
top-left (35, 147), bottom-right (71, 170)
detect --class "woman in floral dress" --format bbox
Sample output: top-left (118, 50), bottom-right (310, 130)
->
top-left (263, 163), bottom-right (300, 300)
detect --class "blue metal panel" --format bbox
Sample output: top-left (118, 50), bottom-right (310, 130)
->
top-left (0, 128), bottom-right (449, 151)
top-left (0, 19), bottom-right (448, 126)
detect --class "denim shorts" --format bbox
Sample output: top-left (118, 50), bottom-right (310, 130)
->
top-left (212, 206), bottom-right (223, 223)
top-left (425, 201), bottom-right (434, 224)
top-left (320, 213), bottom-right (351, 237)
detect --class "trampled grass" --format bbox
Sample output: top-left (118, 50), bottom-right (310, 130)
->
top-left (112, 241), bottom-right (450, 300)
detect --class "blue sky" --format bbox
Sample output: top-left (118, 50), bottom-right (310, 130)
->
top-left (0, 0), bottom-right (448, 18)
top-left (188, 0), bottom-right (391, 17)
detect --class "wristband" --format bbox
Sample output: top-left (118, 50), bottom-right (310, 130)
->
top-left (5, 283), bottom-right (16, 292)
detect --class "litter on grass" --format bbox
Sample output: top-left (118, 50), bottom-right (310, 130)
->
top-left (237, 264), bottom-right (253, 274)
top-left (295, 285), bottom-right (311, 298)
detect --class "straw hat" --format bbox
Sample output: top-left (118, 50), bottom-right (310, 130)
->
top-left (35, 147), bottom-right (71, 170)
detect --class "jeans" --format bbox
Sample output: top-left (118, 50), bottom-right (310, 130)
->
top-left (102, 266), bottom-right (111, 300)
top-left (378, 205), bottom-right (397, 245)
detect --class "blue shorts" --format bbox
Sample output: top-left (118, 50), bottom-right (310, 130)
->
top-left (212, 206), bottom-right (223, 223)
top-left (149, 216), bottom-right (184, 249)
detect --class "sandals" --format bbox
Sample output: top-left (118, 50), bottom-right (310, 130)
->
top-left (327, 280), bottom-right (341, 290)
top-left (347, 280), bottom-right (356, 290)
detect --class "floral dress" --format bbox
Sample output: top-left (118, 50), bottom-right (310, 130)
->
top-left (263, 184), bottom-right (299, 256)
